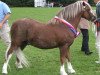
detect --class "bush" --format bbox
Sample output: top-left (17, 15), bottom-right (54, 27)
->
top-left (1, 0), bottom-right (34, 7)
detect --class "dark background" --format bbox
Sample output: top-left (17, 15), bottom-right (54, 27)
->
top-left (1, 0), bottom-right (95, 7)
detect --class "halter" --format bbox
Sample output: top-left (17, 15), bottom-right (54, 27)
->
top-left (54, 16), bottom-right (79, 37)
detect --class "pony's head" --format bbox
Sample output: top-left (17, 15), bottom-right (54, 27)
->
top-left (81, 1), bottom-right (96, 21)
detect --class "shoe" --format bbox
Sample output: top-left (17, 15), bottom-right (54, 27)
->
top-left (85, 52), bottom-right (93, 55)
top-left (81, 49), bottom-right (84, 52)
top-left (81, 48), bottom-right (84, 52)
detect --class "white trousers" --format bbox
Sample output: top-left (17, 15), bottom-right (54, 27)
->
top-left (96, 31), bottom-right (100, 61)
top-left (0, 23), bottom-right (11, 47)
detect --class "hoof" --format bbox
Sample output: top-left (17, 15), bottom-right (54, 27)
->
top-left (2, 73), bottom-right (7, 75)
top-left (15, 62), bottom-right (23, 69)
top-left (60, 71), bottom-right (68, 75)
top-left (68, 69), bottom-right (76, 74)
top-left (16, 66), bottom-right (23, 69)
top-left (60, 73), bottom-right (68, 75)
top-left (16, 67), bottom-right (23, 71)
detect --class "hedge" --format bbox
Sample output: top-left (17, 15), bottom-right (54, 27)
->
top-left (1, 0), bottom-right (95, 7)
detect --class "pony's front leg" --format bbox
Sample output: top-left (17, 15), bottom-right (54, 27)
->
top-left (60, 64), bottom-right (68, 75)
top-left (67, 61), bottom-right (75, 73)
top-left (15, 47), bottom-right (23, 69)
top-left (15, 43), bottom-right (27, 68)
top-left (2, 45), bottom-right (13, 75)
top-left (15, 57), bottom-right (23, 69)
top-left (66, 48), bottom-right (75, 74)
top-left (59, 46), bottom-right (68, 75)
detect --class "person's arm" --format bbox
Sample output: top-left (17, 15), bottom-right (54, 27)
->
top-left (0, 13), bottom-right (11, 29)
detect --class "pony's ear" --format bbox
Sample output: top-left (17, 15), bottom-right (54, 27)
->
top-left (83, 1), bottom-right (86, 6)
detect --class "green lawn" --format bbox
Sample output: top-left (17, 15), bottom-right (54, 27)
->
top-left (0, 7), bottom-right (100, 75)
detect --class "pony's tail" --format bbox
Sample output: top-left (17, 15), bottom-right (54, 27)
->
top-left (14, 49), bottom-right (29, 67)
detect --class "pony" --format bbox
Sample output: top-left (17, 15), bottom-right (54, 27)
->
top-left (2, 1), bottom-right (96, 75)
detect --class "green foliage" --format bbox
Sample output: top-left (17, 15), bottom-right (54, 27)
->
top-left (89, 0), bottom-right (95, 6)
top-left (1, 0), bottom-right (34, 7)
top-left (1, 0), bottom-right (95, 7)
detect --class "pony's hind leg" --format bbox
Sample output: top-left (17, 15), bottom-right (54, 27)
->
top-left (2, 44), bottom-right (16, 74)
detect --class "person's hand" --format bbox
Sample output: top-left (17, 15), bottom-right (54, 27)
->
top-left (0, 22), bottom-right (3, 29)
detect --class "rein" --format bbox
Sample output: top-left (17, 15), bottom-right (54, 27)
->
top-left (54, 16), bottom-right (79, 37)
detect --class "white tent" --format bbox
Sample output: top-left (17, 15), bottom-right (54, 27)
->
top-left (34, 0), bottom-right (46, 7)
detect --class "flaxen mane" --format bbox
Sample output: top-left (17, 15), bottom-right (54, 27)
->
top-left (48, 1), bottom-right (91, 25)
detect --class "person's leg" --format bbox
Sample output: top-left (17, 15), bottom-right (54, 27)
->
top-left (1, 32), bottom-right (11, 47)
top-left (80, 29), bottom-right (92, 55)
top-left (0, 23), bottom-right (11, 47)
top-left (80, 29), bottom-right (89, 51)
top-left (95, 31), bottom-right (100, 63)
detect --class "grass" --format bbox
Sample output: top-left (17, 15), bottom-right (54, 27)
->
top-left (0, 7), bottom-right (100, 75)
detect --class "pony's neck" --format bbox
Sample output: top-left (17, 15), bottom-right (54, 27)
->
top-left (66, 15), bottom-right (82, 29)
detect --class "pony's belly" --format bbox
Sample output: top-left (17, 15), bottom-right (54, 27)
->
top-left (31, 40), bottom-right (58, 49)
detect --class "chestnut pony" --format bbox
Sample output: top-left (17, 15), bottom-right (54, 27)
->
top-left (2, 1), bottom-right (95, 75)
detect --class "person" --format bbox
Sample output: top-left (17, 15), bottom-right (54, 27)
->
top-left (50, 2), bottom-right (54, 8)
top-left (94, 0), bottom-right (100, 63)
top-left (48, 2), bottom-right (54, 8)
top-left (79, 0), bottom-right (93, 55)
top-left (0, 1), bottom-right (11, 48)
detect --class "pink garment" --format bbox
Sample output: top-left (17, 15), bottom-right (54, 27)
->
top-left (79, 18), bottom-right (90, 29)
